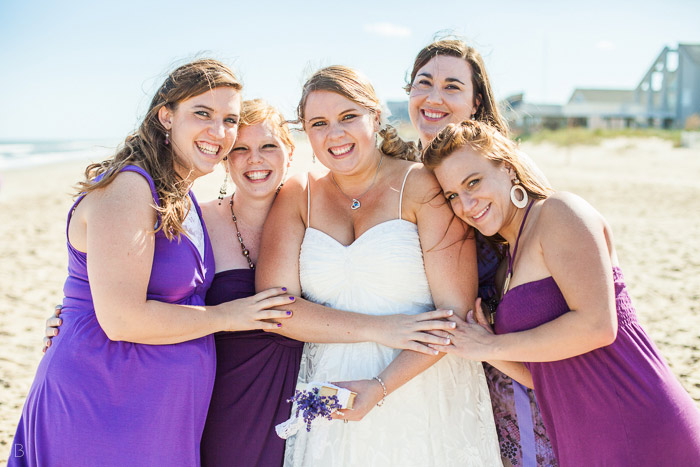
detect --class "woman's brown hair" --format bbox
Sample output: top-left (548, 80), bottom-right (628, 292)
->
top-left (423, 120), bottom-right (552, 202)
top-left (76, 58), bottom-right (242, 240)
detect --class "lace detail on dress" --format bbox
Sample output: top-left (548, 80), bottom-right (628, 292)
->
top-left (284, 219), bottom-right (502, 466)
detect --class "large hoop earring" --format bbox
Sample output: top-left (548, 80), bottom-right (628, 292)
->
top-left (218, 157), bottom-right (229, 205)
top-left (510, 180), bottom-right (528, 209)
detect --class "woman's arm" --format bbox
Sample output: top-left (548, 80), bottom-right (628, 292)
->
top-left (430, 192), bottom-right (618, 363)
top-left (77, 172), bottom-right (291, 344)
top-left (256, 174), bottom-right (456, 353)
top-left (337, 168), bottom-right (478, 420)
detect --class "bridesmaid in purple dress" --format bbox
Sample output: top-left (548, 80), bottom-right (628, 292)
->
top-left (424, 120), bottom-right (700, 465)
top-left (198, 100), bottom-right (304, 467)
top-left (406, 39), bottom-right (556, 466)
top-left (9, 61), bottom-right (293, 467)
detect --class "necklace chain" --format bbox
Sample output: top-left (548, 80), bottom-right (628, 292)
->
top-left (330, 153), bottom-right (383, 210)
top-left (229, 194), bottom-right (255, 269)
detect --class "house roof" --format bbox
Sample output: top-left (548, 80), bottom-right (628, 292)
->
top-left (679, 43), bottom-right (700, 64)
top-left (567, 89), bottom-right (635, 105)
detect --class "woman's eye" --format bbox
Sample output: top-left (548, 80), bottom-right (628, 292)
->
top-left (225, 117), bottom-right (238, 125)
top-left (416, 79), bottom-right (431, 87)
top-left (231, 146), bottom-right (247, 152)
top-left (342, 114), bottom-right (357, 121)
top-left (195, 110), bottom-right (210, 118)
top-left (445, 84), bottom-right (461, 91)
top-left (262, 143), bottom-right (278, 149)
top-left (311, 121), bottom-right (326, 128)
top-left (446, 193), bottom-right (458, 201)
top-left (467, 179), bottom-right (480, 188)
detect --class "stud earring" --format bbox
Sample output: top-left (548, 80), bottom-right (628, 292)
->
top-left (218, 157), bottom-right (229, 205)
top-left (510, 178), bottom-right (528, 209)
top-left (164, 132), bottom-right (170, 145)
top-left (312, 153), bottom-right (316, 163)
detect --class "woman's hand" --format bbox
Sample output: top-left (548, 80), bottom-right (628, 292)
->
top-left (42, 305), bottom-right (63, 353)
top-left (428, 298), bottom-right (496, 361)
top-left (218, 287), bottom-right (296, 332)
top-left (331, 379), bottom-right (385, 422)
top-left (370, 309), bottom-right (457, 355)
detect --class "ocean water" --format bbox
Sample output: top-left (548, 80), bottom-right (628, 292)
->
top-left (0, 140), bottom-right (117, 171)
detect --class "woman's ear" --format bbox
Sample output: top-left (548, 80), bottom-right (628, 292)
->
top-left (158, 105), bottom-right (173, 130)
top-left (473, 94), bottom-right (482, 116)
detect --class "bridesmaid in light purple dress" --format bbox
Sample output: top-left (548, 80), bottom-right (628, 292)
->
top-left (9, 61), bottom-right (293, 467)
top-left (424, 120), bottom-right (700, 466)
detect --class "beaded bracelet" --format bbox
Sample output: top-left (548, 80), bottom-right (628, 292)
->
top-left (373, 376), bottom-right (387, 406)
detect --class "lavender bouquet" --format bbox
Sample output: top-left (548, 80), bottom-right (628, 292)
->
top-left (275, 382), bottom-right (357, 439)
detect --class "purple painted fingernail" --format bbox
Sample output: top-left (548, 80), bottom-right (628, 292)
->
top-left (277, 323), bottom-right (282, 327)
top-left (286, 311), bottom-right (292, 316)
top-left (289, 296), bottom-right (295, 300)
top-left (282, 287), bottom-right (287, 292)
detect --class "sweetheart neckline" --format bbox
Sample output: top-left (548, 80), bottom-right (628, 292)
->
top-left (304, 218), bottom-right (417, 248)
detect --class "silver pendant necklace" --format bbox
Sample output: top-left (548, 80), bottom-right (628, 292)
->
top-left (330, 153), bottom-right (383, 210)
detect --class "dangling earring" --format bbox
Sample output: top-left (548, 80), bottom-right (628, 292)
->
top-left (164, 132), bottom-right (170, 145)
top-left (218, 157), bottom-right (229, 205)
top-left (510, 178), bottom-right (528, 208)
top-left (312, 153), bottom-right (316, 164)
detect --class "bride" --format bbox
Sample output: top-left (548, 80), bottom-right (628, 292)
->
top-left (256, 65), bottom-right (501, 466)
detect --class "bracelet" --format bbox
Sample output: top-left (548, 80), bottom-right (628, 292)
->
top-left (373, 376), bottom-right (387, 407)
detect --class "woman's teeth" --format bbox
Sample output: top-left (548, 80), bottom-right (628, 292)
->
top-left (423, 110), bottom-right (447, 120)
top-left (473, 205), bottom-right (489, 220)
top-left (329, 144), bottom-right (353, 156)
top-left (196, 142), bottom-right (220, 155)
top-left (245, 170), bottom-right (271, 181)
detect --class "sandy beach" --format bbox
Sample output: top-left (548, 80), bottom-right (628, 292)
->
top-left (1, 136), bottom-right (699, 462)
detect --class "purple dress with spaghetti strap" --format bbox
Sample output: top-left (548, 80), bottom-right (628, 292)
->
top-left (477, 232), bottom-right (557, 466)
top-left (494, 267), bottom-right (700, 466)
top-left (200, 269), bottom-right (303, 467)
top-left (9, 166), bottom-right (216, 467)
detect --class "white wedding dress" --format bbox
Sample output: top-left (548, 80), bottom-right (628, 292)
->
top-left (283, 167), bottom-right (502, 467)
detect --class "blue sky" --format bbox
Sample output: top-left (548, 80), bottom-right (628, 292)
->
top-left (1, 0), bottom-right (699, 140)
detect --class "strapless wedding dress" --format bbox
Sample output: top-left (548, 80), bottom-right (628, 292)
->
top-left (283, 207), bottom-right (502, 466)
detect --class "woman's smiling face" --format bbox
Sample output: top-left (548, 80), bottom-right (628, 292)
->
top-left (303, 90), bottom-right (379, 175)
top-left (160, 87), bottom-right (241, 181)
top-left (227, 119), bottom-right (291, 199)
top-left (408, 55), bottom-right (479, 147)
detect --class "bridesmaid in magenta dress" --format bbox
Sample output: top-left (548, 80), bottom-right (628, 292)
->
top-left (9, 61), bottom-right (292, 467)
top-left (407, 39), bottom-right (556, 466)
top-left (424, 120), bottom-right (700, 466)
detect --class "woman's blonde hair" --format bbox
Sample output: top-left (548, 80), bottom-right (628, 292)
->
top-left (76, 58), bottom-right (242, 240)
top-left (240, 99), bottom-right (294, 151)
top-left (423, 120), bottom-right (552, 201)
top-left (406, 39), bottom-right (508, 136)
top-left (297, 65), bottom-right (419, 161)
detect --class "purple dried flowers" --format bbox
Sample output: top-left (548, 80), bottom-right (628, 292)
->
top-left (288, 387), bottom-right (342, 432)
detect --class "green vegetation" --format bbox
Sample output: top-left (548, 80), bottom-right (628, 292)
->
top-left (518, 128), bottom-right (683, 147)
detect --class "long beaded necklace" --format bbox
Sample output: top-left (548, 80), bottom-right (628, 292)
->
top-left (330, 153), bottom-right (383, 210)
top-left (229, 194), bottom-right (255, 269)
